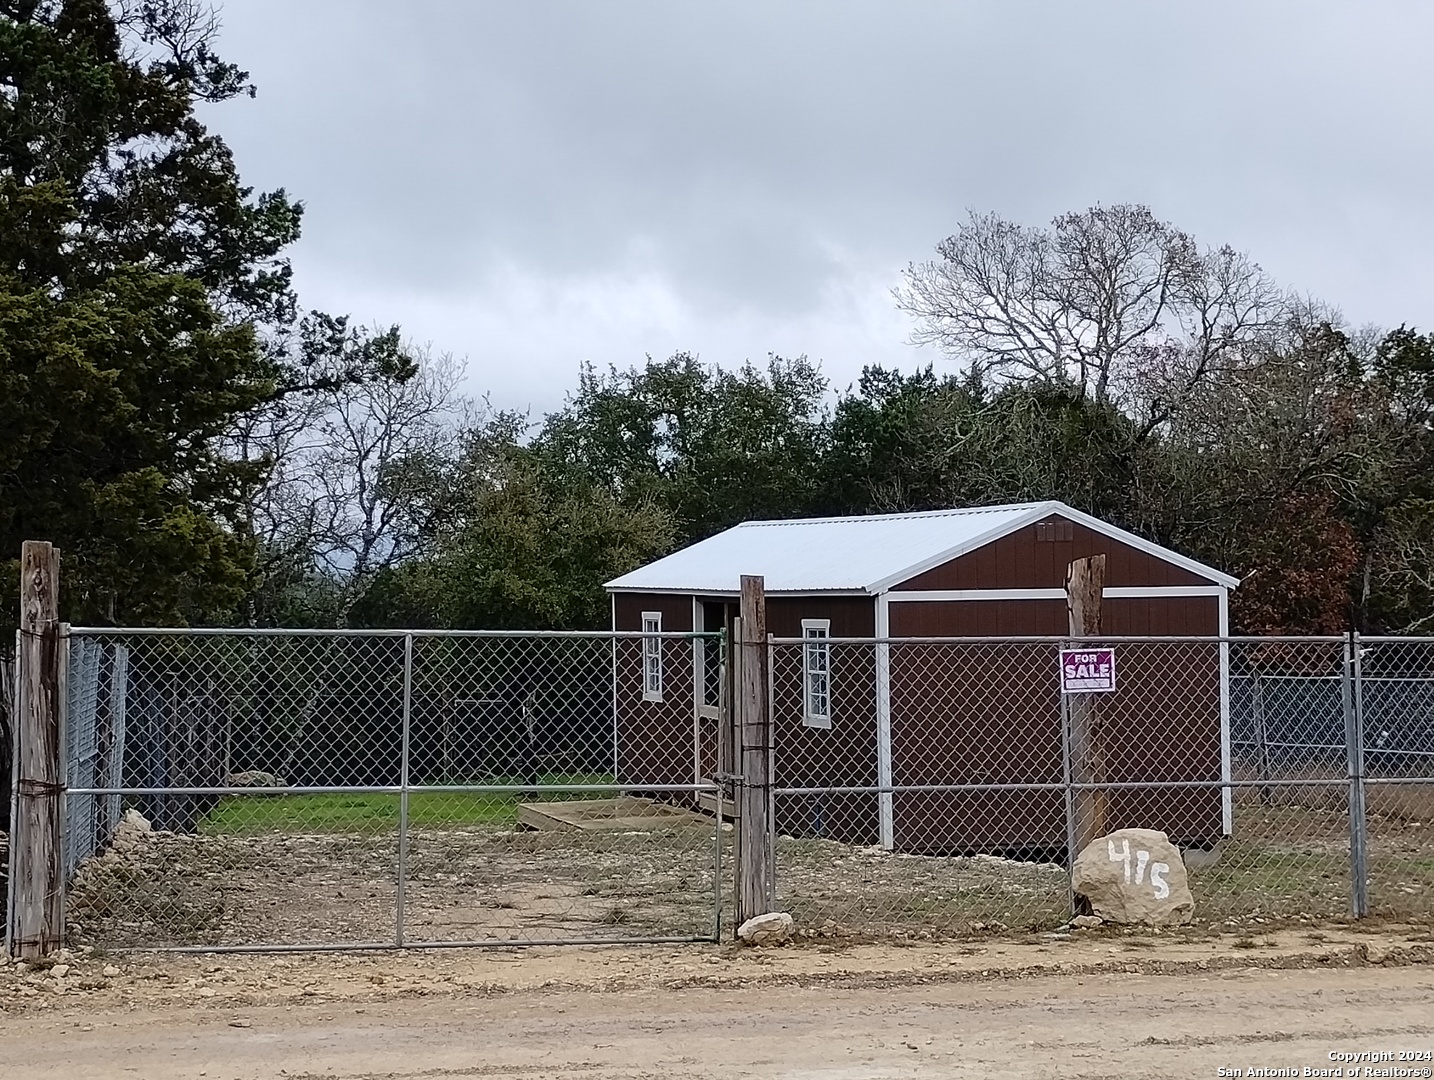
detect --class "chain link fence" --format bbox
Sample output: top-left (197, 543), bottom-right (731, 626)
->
top-left (769, 636), bottom-right (1434, 939)
top-left (57, 629), bottom-right (726, 951)
top-left (23, 629), bottom-right (1434, 951)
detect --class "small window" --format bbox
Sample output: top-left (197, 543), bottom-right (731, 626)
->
top-left (802, 619), bottom-right (831, 729)
top-left (642, 612), bottom-right (663, 702)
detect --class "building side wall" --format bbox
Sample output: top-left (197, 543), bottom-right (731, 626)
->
top-left (612, 593), bottom-right (696, 790)
top-left (768, 597), bottom-right (880, 843)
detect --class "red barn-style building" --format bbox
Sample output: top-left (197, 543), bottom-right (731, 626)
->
top-left (606, 501), bottom-right (1239, 855)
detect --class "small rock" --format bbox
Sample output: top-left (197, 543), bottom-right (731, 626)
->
top-left (198, 987), bottom-right (216, 997)
top-left (1071, 915), bottom-right (1104, 929)
top-left (737, 911), bottom-right (795, 946)
top-left (102, 965), bottom-right (120, 978)
top-left (227, 1018), bottom-right (252, 1028)
top-left (225, 770), bottom-right (287, 789)
top-left (50, 964), bottom-right (69, 978)
top-left (1362, 943), bottom-right (1389, 965)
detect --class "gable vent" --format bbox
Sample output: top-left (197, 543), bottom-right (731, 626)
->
top-left (1035, 519), bottom-right (1073, 542)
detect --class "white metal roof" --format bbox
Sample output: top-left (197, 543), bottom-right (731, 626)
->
top-left (604, 500), bottom-right (1239, 594)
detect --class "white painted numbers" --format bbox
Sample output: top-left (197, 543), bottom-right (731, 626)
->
top-left (1107, 836), bottom-right (1171, 900)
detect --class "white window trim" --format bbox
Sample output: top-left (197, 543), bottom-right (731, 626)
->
top-left (801, 618), bottom-right (832, 729)
top-left (641, 611), bottom-right (663, 702)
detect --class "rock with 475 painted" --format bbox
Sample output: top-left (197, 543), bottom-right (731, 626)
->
top-left (1072, 828), bottom-right (1194, 926)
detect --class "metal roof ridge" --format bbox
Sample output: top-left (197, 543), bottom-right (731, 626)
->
top-left (735, 500), bottom-right (1050, 529)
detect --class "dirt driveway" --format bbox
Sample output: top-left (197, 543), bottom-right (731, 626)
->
top-left (2, 928), bottom-right (1433, 1079)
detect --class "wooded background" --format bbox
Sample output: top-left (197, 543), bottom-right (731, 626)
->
top-left (3, 3), bottom-right (1433, 827)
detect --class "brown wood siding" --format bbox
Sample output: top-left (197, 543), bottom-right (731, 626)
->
top-left (768, 597), bottom-right (880, 844)
top-left (612, 593), bottom-right (697, 791)
top-left (894, 515), bottom-right (1212, 591)
top-left (888, 595), bottom-right (1224, 853)
top-left (887, 596), bottom-right (1220, 637)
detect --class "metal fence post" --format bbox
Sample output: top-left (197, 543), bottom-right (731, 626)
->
top-left (766, 634), bottom-right (779, 918)
top-left (711, 626), bottom-right (728, 942)
top-left (735, 576), bottom-right (773, 926)
top-left (1058, 644), bottom-right (1079, 915)
top-left (56, 624), bottom-right (69, 890)
top-left (1343, 632), bottom-right (1369, 918)
top-left (395, 632), bottom-right (414, 947)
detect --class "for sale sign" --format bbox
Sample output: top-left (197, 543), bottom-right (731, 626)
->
top-left (1060, 647), bottom-right (1117, 693)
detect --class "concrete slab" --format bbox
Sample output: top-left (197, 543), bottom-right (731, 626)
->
top-left (516, 796), bottom-right (711, 832)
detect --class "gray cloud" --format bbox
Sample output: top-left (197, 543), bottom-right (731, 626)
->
top-left (202, 1), bottom-right (1434, 411)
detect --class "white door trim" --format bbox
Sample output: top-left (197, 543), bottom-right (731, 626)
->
top-left (692, 597), bottom-right (703, 785)
top-left (610, 592), bottom-right (620, 780)
top-left (875, 593), bottom-right (894, 850)
top-left (1218, 589), bottom-right (1234, 836)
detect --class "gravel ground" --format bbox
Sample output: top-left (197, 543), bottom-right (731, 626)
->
top-left (59, 805), bottom-right (1434, 951)
top-left (777, 806), bottom-right (1434, 938)
top-left (67, 823), bottom-right (726, 949)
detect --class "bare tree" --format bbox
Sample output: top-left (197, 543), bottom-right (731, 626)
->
top-left (236, 345), bottom-right (471, 624)
top-left (896, 204), bottom-right (1286, 429)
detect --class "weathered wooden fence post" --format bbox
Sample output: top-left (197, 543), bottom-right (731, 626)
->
top-left (735, 575), bottom-right (773, 926)
top-left (8, 541), bottom-right (65, 958)
top-left (1066, 553), bottom-right (1108, 854)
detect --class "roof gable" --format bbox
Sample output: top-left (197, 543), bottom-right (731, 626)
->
top-left (603, 501), bottom-right (1238, 594)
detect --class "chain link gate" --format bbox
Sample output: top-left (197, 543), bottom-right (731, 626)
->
top-left (52, 628), bottom-right (727, 951)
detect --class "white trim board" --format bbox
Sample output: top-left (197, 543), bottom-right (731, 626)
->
top-left (885, 586), bottom-right (1227, 602)
top-left (1218, 589), bottom-right (1234, 837)
top-left (691, 597), bottom-right (703, 786)
top-left (610, 593), bottom-right (620, 780)
top-left (875, 594), bottom-right (894, 850)
top-left (606, 587), bottom-right (870, 598)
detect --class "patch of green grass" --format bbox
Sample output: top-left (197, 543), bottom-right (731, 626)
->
top-left (200, 774), bottom-right (616, 835)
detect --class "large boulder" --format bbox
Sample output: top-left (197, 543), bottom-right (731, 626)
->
top-left (1072, 828), bottom-right (1194, 926)
top-left (737, 912), bottom-right (795, 946)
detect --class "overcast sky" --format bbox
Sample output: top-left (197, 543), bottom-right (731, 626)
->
top-left (203, 2), bottom-right (1434, 415)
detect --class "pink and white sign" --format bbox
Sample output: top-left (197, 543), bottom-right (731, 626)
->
top-left (1060, 648), bottom-right (1117, 693)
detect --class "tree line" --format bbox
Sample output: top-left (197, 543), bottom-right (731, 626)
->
top-left (323, 322), bottom-right (1434, 639)
top-left (2, 1), bottom-right (1432, 655)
